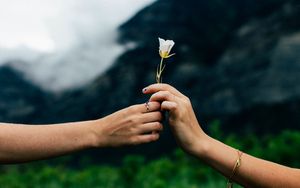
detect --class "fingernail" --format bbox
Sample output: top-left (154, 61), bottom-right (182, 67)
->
top-left (143, 88), bottom-right (147, 92)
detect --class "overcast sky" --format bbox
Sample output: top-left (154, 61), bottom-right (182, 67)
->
top-left (0, 0), bottom-right (155, 92)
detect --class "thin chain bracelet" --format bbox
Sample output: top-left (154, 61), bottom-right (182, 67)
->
top-left (227, 150), bottom-right (243, 188)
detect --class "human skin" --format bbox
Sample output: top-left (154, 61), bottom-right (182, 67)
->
top-left (0, 102), bottom-right (163, 164)
top-left (143, 84), bottom-right (300, 188)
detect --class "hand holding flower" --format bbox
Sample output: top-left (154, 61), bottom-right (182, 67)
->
top-left (143, 84), bottom-right (208, 156)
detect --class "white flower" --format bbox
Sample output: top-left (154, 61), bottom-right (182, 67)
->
top-left (158, 37), bottom-right (175, 58)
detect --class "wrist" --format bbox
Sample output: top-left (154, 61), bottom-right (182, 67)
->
top-left (192, 134), bottom-right (214, 159)
top-left (85, 118), bottom-right (107, 148)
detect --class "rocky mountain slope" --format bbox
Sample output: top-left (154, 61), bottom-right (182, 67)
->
top-left (34, 0), bottom-right (300, 131)
top-left (0, 64), bottom-right (49, 124)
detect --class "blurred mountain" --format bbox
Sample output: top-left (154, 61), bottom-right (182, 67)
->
top-left (0, 63), bottom-right (49, 124)
top-left (36, 0), bottom-right (300, 130)
top-left (0, 0), bottom-right (299, 160)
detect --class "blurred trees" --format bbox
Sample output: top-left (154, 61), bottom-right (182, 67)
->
top-left (1, 123), bottom-right (300, 188)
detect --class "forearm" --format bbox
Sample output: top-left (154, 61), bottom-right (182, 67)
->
top-left (196, 136), bottom-right (300, 188)
top-left (0, 120), bottom-right (98, 164)
top-left (0, 102), bottom-right (163, 164)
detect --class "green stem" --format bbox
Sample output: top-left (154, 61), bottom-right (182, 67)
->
top-left (157, 58), bottom-right (164, 83)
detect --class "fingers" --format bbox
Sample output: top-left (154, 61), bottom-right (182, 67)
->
top-left (136, 122), bottom-right (163, 134)
top-left (149, 90), bottom-right (176, 103)
top-left (149, 92), bottom-right (178, 112)
top-left (140, 111), bottom-right (163, 123)
top-left (143, 101), bottom-right (161, 113)
top-left (131, 134), bottom-right (160, 145)
top-left (143, 83), bottom-right (185, 98)
top-left (131, 102), bottom-right (161, 114)
top-left (161, 101), bottom-right (178, 111)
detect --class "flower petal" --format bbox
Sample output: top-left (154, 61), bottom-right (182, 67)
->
top-left (158, 38), bottom-right (166, 49)
top-left (158, 37), bottom-right (175, 58)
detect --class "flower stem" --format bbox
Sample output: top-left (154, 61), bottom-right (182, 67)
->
top-left (157, 58), bottom-right (164, 83)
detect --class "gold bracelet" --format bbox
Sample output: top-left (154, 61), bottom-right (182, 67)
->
top-left (227, 150), bottom-right (243, 188)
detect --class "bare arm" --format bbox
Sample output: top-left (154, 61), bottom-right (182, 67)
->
top-left (0, 121), bottom-right (95, 164)
top-left (199, 136), bottom-right (300, 188)
top-left (0, 102), bottom-right (163, 164)
top-left (144, 84), bottom-right (300, 188)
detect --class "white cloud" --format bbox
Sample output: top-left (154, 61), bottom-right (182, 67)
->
top-left (0, 0), bottom-right (155, 92)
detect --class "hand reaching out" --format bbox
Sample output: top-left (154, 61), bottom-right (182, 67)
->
top-left (95, 101), bottom-right (163, 147)
top-left (0, 101), bottom-right (163, 163)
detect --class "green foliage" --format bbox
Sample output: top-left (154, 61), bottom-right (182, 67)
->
top-left (1, 126), bottom-right (300, 188)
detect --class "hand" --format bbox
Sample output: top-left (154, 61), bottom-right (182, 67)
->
top-left (93, 102), bottom-right (163, 147)
top-left (143, 84), bottom-right (208, 156)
